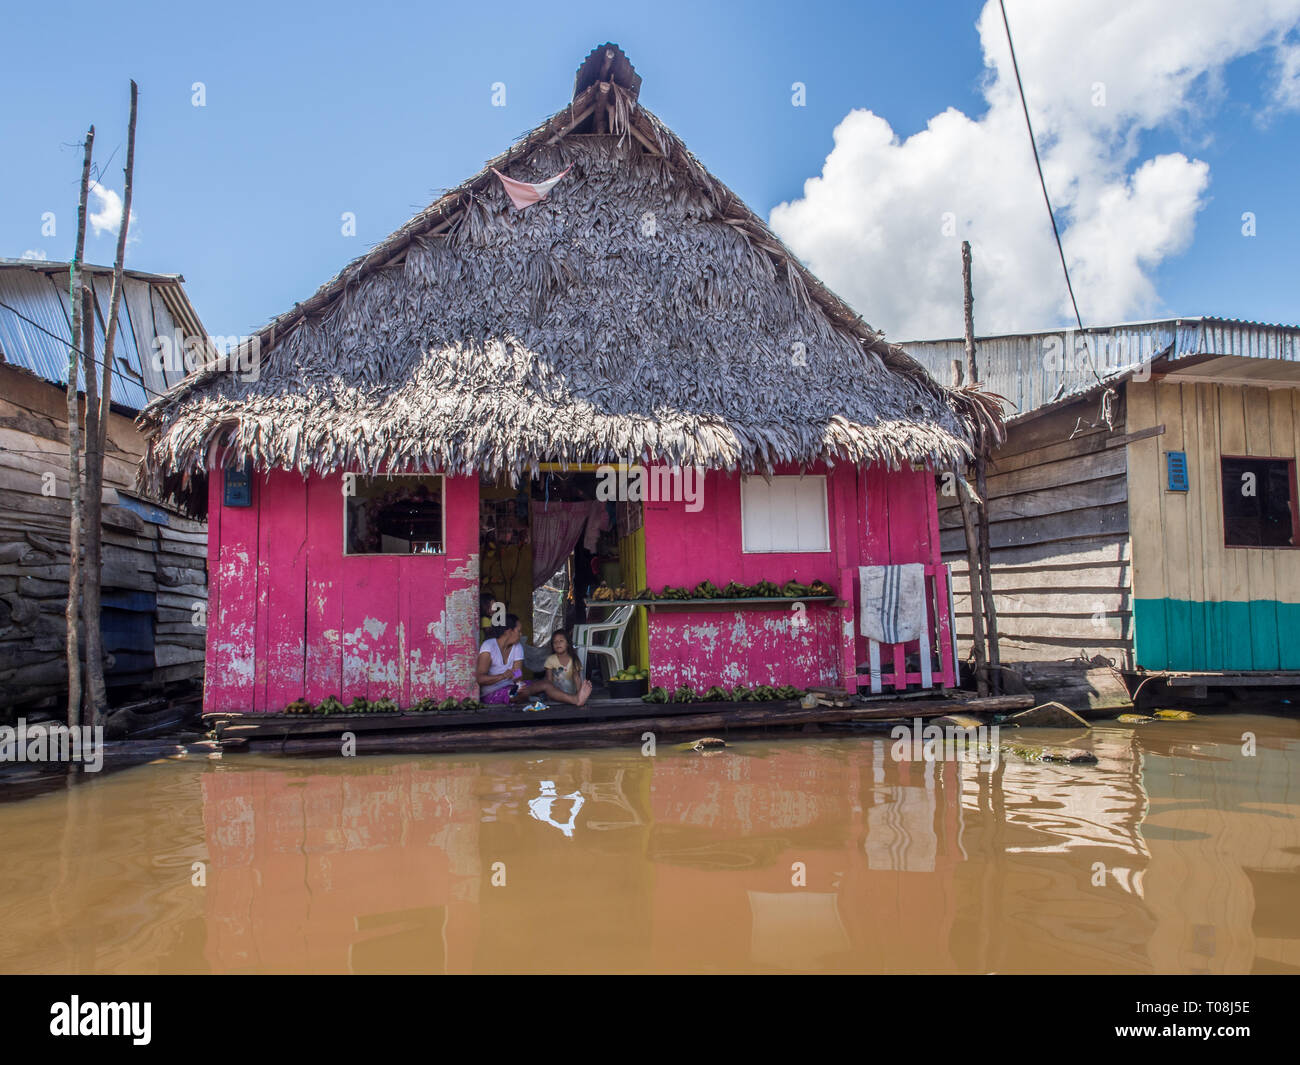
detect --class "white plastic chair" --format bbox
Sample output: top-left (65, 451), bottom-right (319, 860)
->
top-left (573, 604), bottom-right (635, 679)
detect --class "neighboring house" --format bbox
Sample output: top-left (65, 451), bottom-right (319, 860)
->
top-left (0, 258), bottom-right (209, 715)
top-left (141, 44), bottom-right (980, 715)
top-left (908, 317), bottom-right (1300, 708)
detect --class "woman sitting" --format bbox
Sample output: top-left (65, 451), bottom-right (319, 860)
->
top-left (477, 614), bottom-right (592, 707)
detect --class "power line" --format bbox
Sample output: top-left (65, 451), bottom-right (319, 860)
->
top-left (0, 294), bottom-right (171, 404)
top-left (998, 0), bottom-right (1109, 402)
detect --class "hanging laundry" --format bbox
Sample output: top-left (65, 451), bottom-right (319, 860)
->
top-left (491, 165), bottom-right (573, 210)
top-left (858, 564), bottom-right (926, 645)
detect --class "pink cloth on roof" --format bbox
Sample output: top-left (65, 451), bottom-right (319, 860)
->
top-left (491, 166), bottom-right (572, 209)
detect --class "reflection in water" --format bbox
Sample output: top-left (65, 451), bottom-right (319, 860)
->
top-left (528, 781), bottom-right (584, 837)
top-left (0, 715), bottom-right (1297, 973)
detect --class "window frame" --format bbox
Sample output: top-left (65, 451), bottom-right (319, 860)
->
top-left (1219, 454), bottom-right (1300, 551)
top-left (343, 472), bottom-right (447, 557)
top-left (739, 474), bottom-right (831, 554)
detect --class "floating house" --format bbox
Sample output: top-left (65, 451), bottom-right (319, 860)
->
top-left (143, 44), bottom-right (980, 715)
top-left (908, 317), bottom-right (1300, 708)
top-left (0, 258), bottom-right (210, 715)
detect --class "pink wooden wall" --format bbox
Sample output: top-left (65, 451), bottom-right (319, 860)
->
top-left (642, 462), bottom-right (953, 692)
top-left (205, 468), bottom-right (480, 713)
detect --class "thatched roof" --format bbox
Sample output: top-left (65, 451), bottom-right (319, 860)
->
top-left (142, 44), bottom-right (972, 510)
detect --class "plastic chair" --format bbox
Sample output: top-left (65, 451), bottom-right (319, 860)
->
top-left (572, 604), bottom-right (635, 679)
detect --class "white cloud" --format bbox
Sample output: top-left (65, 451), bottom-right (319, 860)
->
top-left (1272, 38), bottom-right (1300, 110)
top-left (88, 181), bottom-right (137, 239)
top-left (770, 0), bottom-right (1300, 340)
top-left (20, 249), bottom-right (47, 260)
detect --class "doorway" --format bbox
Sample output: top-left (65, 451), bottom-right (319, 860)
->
top-left (477, 466), bottom-right (647, 680)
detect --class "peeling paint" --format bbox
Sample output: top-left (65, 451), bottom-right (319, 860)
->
top-left (448, 553), bottom-right (479, 581)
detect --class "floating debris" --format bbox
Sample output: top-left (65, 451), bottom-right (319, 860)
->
top-left (998, 742), bottom-right (1098, 765)
top-left (1007, 701), bottom-right (1091, 729)
top-left (677, 737), bottom-right (728, 752)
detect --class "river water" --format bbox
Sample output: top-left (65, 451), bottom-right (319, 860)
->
top-left (1, 712), bottom-right (1297, 974)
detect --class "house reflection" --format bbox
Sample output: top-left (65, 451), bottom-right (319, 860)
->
top-left (193, 721), bottom-right (1300, 973)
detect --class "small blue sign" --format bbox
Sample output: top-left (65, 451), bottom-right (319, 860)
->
top-left (223, 460), bottom-right (253, 507)
top-left (1166, 451), bottom-right (1189, 492)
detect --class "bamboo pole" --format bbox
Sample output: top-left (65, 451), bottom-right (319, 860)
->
top-left (84, 81), bottom-right (139, 726)
top-left (65, 126), bottom-right (94, 730)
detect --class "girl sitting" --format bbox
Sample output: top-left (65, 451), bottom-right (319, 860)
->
top-left (476, 614), bottom-right (592, 707)
top-left (544, 630), bottom-right (585, 697)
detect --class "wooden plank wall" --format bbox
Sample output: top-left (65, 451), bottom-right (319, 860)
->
top-left (937, 392), bottom-right (1134, 707)
top-left (204, 468), bottom-right (480, 713)
top-left (642, 462), bottom-right (956, 693)
top-left (1126, 379), bottom-right (1300, 670)
top-left (0, 366), bottom-right (207, 714)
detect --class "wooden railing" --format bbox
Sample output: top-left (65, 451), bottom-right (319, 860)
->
top-left (838, 564), bottom-right (959, 693)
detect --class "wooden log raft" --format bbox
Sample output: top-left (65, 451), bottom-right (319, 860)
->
top-left (219, 694), bottom-right (1035, 756)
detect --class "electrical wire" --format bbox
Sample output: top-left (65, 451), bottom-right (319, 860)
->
top-left (998, 0), bottom-right (1111, 405)
top-left (0, 294), bottom-right (172, 404)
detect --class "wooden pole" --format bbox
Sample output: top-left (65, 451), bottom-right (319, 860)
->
top-left (65, 126), bottom-right (94, 730)
top-left (81, 285), bottom-right (104, 718)
top-left (84, 81), bottom-right (139, 726)
top-left (976, 458), bottom-right (1002, 694)
top-left (962, 241), bottom-right (1002, 695)
top-left (962, 242), bottom-right (978, 387)
top-left (957, 478), bottom-right (988, 696)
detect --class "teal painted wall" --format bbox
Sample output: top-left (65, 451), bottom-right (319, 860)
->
top-left (1135, 598), bottom-right (1300, 670)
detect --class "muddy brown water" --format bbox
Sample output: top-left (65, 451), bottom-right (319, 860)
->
top-left (1, 712), bottom-right (1297, 974)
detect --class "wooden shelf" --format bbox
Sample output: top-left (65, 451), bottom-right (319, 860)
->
top-left (594, 595), bottom-right (839, 611)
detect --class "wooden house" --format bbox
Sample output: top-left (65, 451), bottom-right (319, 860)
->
top-left (0, 258), bottom-right (210, 716)
top-left (908, 317), bottom-right (1300, 708)
top-left (142, 45), bottom-right (984, 715)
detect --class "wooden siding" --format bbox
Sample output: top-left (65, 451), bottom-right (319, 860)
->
top-left (0, 366), bottom-right (206, 713)
top-left (644, 463), bottom-right (955, 692)
top-left (204, 468), bottom-right (480, 713)
top-left (1126, 379), bottom-right (1300, 670)
top-left (937, 395), bottom-right (1134, 707)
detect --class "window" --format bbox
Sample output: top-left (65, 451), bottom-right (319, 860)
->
top-left (345, 474), bottom-right (445, 555)
top-left (1221, 457), bottom-right (1297, 548)
top-left (740, 475), bottom-right (829, 553)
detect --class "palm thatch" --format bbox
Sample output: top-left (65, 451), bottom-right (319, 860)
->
top-left (141, 45), bottom-right (971, 511)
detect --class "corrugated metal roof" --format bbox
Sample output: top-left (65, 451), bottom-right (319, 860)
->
top-left (0, 260), bottom-right (207, 412)
top-left (903, 316), bottom-right (1300, 417)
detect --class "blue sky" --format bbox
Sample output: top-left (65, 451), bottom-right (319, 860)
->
top-left (3, 0), bottom-right (1298, 340)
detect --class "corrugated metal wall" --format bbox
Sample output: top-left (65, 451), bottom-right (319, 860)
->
top-left (905, 318), bottom-right (1300, 419)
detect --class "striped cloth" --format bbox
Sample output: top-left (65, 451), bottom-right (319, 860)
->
top-left (859, 564), bottom-right (925, 645)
